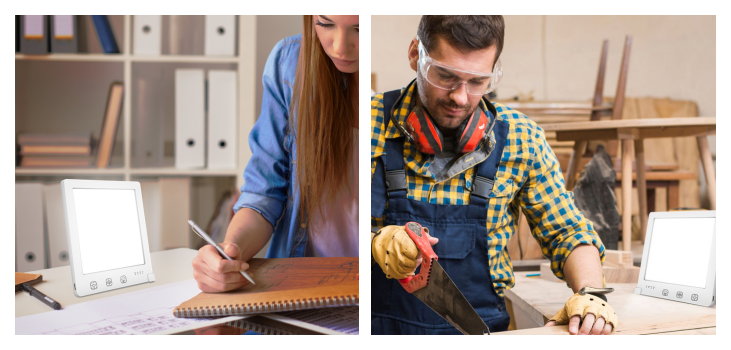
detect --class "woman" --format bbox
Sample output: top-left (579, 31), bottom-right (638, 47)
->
top-left (192, 15), bottom-right (359, 292)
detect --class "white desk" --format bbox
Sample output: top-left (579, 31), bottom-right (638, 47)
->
top-left (16, 248), bottom-right (353, 335)
top-left (16, 248), bottom-right (199, 318)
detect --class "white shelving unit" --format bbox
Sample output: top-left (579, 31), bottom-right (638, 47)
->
top-left (15, 15), bottom-right (257, 190)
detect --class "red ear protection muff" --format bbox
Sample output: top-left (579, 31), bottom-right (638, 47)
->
top-left (405, 106), bottom-right (489, 155)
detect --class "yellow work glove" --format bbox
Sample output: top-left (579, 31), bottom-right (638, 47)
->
top-left (549, 292), bottom-right (618, 334)
top-left (371, 225), bottom-right (420, 280)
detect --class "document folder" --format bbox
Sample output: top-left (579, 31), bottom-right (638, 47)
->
top-left (15, 183), bottom-right (47, 272)
top-left (133, 15), bottom-right (161, 55)
top-left (207, 70), bottom-right (238, 169)
top-left (44, 183), bottom-right (69, 268)
top-left (49, 15), bottom-right (80, 53)
top-left (204, 15), bottom-right (236, 56)
top-left (175, 69), bottom-right (206, 169)
top-left (20, 15), bottom-right (49, 55)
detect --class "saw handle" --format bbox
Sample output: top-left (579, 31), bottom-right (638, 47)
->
top-left (398, 222), bottom-right (438, 293)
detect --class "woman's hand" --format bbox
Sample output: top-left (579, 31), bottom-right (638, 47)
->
top-left (192, 242), bottom-right (250, 292)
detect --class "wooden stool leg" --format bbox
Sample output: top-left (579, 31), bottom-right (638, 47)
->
top-left (635, 139), bottom-right (648, 244)
top-left (566, 140), bottom-right (587, 190)
top-left (696, 136), bottom-right (716, 210)
top-left (668, 182), bottom-right (680, 211)
top-left (621, 139), bottom-right (633, 252)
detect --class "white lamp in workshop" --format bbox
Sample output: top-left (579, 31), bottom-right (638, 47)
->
top-left (634, 211), bottom-right (716, 307)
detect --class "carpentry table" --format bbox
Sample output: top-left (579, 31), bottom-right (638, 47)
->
top-left (498, 272), bottom-right (715, 335)
top-left (541, 117), bottom-right (716, 251)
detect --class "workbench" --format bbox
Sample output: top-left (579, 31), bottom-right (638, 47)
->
top-left (499, 272), bottom-right (715, 335)
top-left (541, 117), bottom-right (716, 252)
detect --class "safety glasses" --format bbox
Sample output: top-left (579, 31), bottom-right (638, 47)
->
top-left (416, 36), bottom-right (502, 95)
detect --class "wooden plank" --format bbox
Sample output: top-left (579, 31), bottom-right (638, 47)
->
top-left (635, 139), bottom-right (648, 242)
top-left (501, 273), bottom-right (716, 335)
top-left (604, 250), bottom-right (634, 268)
top-left (639, 126), bottom-right (716, 139)
top-left (556, 129), bottom-right (618, 142)
top-left (542, 117), bottom-right (716, 133)
top-left (614, 171), bottom-right (695, 181)
top-left (530, 115), bottom-right (591, 123)
top-left (653, 327), bottom-right (715, 335)
top-left (621, 139), bottom-right (633, 252)
top-left (540, 262), bottom-right (638, 283)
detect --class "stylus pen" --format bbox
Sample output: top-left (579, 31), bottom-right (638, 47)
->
top-left (188, 220), bottom-right (256, 285)
top-left (21, 283), bottom-right (62, 310)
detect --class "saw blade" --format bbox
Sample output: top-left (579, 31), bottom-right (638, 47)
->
top-left (412, 260), bottom-right (491, 335)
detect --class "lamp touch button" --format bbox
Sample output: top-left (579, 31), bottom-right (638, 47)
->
top-left (676, 291), bottom-right (683, 299)
top-left (90, 281), bottom-right (97, 290)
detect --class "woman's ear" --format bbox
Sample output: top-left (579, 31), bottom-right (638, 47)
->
top-left (408, 39), bottom-right (419, 72)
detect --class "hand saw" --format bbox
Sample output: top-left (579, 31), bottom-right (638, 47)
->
top-left (398, 222), bottom-right (491, 335)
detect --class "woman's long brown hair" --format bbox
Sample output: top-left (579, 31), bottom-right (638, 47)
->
top-left (290, 15), bottom-right (358, 235)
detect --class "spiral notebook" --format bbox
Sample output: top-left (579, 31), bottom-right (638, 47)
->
top-left (174, 257), bottom-right (359, 318)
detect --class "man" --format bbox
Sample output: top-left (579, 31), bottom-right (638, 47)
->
top-left (371, 15), bottom-right (618, 335)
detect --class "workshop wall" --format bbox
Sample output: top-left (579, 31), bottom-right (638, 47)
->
top-left (371, 15), bottom-right (716, 155)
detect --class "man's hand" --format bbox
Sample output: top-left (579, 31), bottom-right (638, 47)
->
top-left (372, 225), bottom-right (438, 279)
top-left (544, 293), bottom-right (618, 335)
top-left (192, 243), bottom-right (250, 292)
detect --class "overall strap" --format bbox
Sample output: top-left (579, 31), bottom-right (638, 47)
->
top-left (371, 89), bottom-right (407, 218)
top-left (469, 116), bottom-right (510, 208)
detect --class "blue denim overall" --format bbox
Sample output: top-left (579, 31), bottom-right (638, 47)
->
top-left (371, 90), bottom-right (511, 334)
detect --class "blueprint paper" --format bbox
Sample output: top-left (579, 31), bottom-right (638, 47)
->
top-left (16, 279), bottom-right (236, 335)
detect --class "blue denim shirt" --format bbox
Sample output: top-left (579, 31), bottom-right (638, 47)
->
top-left (232, 34), bottom-right (307, 258)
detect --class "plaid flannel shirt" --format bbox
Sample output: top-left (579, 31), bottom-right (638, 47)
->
top-left (371, 84), bottom-right (606, 297)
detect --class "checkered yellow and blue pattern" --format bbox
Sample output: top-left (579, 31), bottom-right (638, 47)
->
top-left (371, 84), bottom-right (606, 297)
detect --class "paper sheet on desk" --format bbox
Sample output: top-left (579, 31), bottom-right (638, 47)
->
top-left (277, 306), bottom-right (359, 334)
top-left (15, 279), bottom-right (237, 335)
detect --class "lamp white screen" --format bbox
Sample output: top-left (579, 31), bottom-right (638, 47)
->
top-left (73, 188), bottom-right (145, 274)
top-left (644, 217), bottom-right (715, 288)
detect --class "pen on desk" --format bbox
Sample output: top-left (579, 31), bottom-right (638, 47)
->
top-left (188, 220), bottom-right (256, 285)
top-left (526, 273), bottom-right (540, 277)
top-left (21, 283), bottom-right (62, 310)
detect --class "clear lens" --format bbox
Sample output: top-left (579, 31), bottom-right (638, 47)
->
top-left (425, 64), bottom-right (493, 95)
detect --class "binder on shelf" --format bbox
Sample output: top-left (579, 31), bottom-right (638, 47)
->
top-left (15, 183), bottom-right (47, 272)
top-left (90, 15), bottom-right (120, 54)
top-left (19, 15), bottom-right (49, 55)
top-left (97, 82), bottom-right (124, 168)
top-left (175, 69), bottom-right (206, 169)
top-left (204, 15), bottom-right (236, 56)
top-left (49, 15), bottom-right (81, 53)
top-left (44, 183), bottom-right (69, 268)
top-left (207, 70), bottom-right (238, 169)
top-left (133, 15), bottom-right (161, 55)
